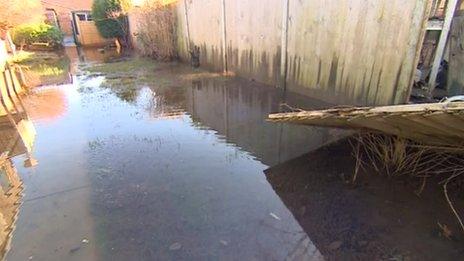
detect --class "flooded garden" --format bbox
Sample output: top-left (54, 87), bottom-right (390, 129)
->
top-left (1, 47), bottom-right (463, 260)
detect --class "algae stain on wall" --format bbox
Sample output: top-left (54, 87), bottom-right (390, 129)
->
top-left (175, 0), bottom-right (431, 106)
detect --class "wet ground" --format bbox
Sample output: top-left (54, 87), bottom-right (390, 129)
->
top-left (3, 48), bottom-right (464, 260)
top-left (5, 48), bottom-right (340, 261)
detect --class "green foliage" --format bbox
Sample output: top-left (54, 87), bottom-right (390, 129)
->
top-left (12, 23), bottom-right (63, 48)
top-left (92, 0), bottom-right (131, 39)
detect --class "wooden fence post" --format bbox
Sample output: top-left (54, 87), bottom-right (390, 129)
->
top-left (428, 0), bottom-right (459, 95)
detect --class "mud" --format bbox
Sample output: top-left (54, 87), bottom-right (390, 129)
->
top-left (266, 139), bottom-right (464, 260)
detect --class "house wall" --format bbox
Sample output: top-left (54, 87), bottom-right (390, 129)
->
top-left (176, 0), bottom-right (432, 106)
top-left (42, 0), bottom-right (94, 35)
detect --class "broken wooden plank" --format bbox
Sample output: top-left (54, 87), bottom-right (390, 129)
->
top-left (268, 101), bottom-right (464, 147)
top-left (428, 0), bottom-right (460, 93)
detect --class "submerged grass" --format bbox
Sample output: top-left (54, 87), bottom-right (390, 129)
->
top-left (81, 57), bottom-right (174, 103)
top-left (85, 58), bottom-right (159, 75)
top-left (80, 56), bottom-right (230, 104)
top-left (350, 133), bottom-right (464, 234)
top-left (10, 50), bottom-right (71, 86)
top-left (82, 57), bottom-right (225, 86)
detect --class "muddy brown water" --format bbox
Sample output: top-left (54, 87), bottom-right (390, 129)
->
top-left (3, 48), bottom-right (463, 260)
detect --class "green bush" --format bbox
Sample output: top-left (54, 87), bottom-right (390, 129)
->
top-left (92, 0), bottom-right (131, 39)
top-left (12, 23), bottom-right (63, 48)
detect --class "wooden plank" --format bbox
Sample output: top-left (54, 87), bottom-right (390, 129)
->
top-left (399, 0), bottom-right (435, 104)
top-left (447, 14), bottom-right (464, 95)
top-left (268, 101), bottom-right (464, 147)
top-left (427, 19), bottom-right (445, 30)
top-left (428, 0), bottom-right (460, 94)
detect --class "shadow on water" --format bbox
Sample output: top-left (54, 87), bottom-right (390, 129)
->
top-left (0, 100), bottom-right (37, 259)
top-left (5, 47), bottom-right (463, 261)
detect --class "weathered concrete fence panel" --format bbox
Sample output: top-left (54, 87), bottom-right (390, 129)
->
top-left (176, 0), bottom-right (431, 105)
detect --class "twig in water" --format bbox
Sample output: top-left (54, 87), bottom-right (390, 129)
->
top-left (443, 172), bottom-right (464, 233)
top-left (279, 103), bottom-right (304, 112)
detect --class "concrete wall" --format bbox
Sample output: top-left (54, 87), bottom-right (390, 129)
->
top-left (176, 0), bottom-right (432, 106)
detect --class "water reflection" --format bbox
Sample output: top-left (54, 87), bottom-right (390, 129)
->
top-left (185, 79), bottom-right (343, 165)
top-left (84, 78), bottom-right (332, 260)
top-left (141, 77), bottom-right (345, 166)
top-left (0, 106), bottom-right (36, 259)
top-left (7, 49), bottom-right (346, 260)
top-left (21, 53), bottom-right (72, 87)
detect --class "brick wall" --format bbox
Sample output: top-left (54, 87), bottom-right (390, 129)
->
top-left (42, 0), bottom-right (94, 35)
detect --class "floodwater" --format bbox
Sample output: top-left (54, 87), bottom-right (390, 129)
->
top-left (5, 48), bottom-right (343, 261)
top-left (4, 48), bottom-right (463, 261)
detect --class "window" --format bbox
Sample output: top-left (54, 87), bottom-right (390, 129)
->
top-left (76, 14), bottom-right (86, 21)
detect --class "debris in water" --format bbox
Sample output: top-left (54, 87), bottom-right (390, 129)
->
top-left (328, 241), bottom-right (342, 250)
top-left (98, 168), bottom-right (111, 174)
top-left (69, 246), bottom-right (81, 254)
top-left (169, 242), bottom-right (182, 251)
top-left (438, 222), bottom-right (453, 240)
top-left (269, 213), bottom-right (281, 220)
top-left (82, 238), bottom-right (89, 244)
top-left (219, 240), bottom-right (228, 246)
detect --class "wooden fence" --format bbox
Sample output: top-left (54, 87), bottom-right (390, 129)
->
top-left (175, 0), bottom-right (433, 106)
